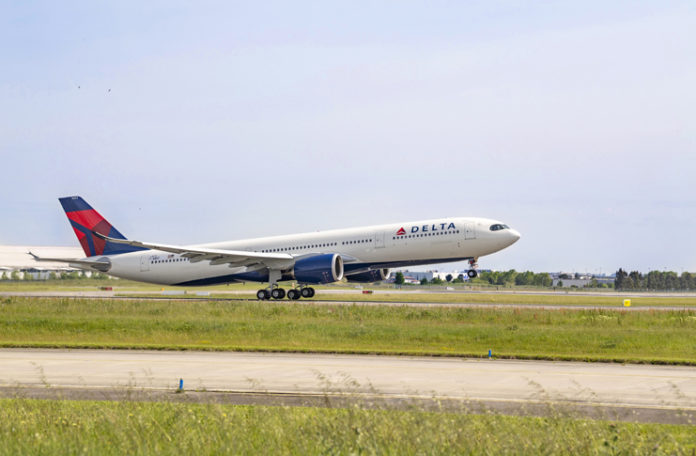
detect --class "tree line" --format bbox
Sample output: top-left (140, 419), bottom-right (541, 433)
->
top-left (614, 269), bottom-right (696, 290)
top-left (395, 270), bottom-right (555, 287)
top-left (0, 271), bottom-right (110, 281)
top-left (477, 270), bottom-right (553, 287)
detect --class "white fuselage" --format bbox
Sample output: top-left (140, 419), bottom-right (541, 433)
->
top-left (97, 217), bottom-right (520, 285)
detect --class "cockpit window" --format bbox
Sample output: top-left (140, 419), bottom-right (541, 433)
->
top-left (489, 224), bottom-right (510, 231)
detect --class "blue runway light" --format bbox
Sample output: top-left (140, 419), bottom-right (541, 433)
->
top-left (488, 349), bottom-right (492, 359)
top-left (179, 378), bottom-right (184, 391)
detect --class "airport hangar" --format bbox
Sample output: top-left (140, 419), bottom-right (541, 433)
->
top-left (0, 245), bottom-right (83, 278)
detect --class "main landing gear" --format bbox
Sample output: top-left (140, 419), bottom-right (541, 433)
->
top-left (256, 286), bottom-right (315, 300)
top-left (466, 258), bottom-right (479, 279)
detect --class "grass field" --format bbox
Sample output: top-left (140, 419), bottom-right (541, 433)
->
top-left (284, 292), bottom-right (696, 307)
top-left (3, 279), bottom-right (696, 308)
top-left (2, 297), bottom-right (696, 364)
top-left (1, 398), bottom-right (694, 455)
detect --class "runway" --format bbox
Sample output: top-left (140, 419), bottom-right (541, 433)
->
top-left (1, 348), bottom-right (695, 424)
top-left (1, 291), bottom-right (694, 311)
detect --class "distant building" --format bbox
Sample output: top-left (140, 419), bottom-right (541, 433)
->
top-left (552, 277), bottom-right (614, 287)
top-left (388, 270), bottom-right (469, 283)
top-left (0, 245), bottom-right (84, 278)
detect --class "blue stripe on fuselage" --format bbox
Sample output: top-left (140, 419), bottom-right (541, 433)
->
top-left (171, 256), bottom-right (474, 286)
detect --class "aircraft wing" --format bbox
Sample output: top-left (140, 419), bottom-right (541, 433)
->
top-left (92, 232), bottom-right (295, 269)
top-left (28, 252), bottom-right (112, 272)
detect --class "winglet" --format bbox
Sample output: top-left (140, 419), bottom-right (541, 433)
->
top-left (28, 251), bottom-right (39, 261)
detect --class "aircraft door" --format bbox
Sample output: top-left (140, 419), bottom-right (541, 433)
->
top-left (464, 223), bottom-right (476, 240)
top-left (140, 255), bottom-right (150, 272)
top-left (374, 231), bottom-right (385, 248)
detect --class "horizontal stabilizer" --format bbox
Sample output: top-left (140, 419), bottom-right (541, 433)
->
top-left (28, 251), bottom-right (112, 272)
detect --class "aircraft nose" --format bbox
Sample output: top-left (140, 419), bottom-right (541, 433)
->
top-left (508, 229), bottom-right (521, 243)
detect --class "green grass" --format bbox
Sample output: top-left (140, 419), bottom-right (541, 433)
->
top-left (306, 292), bottom-right (696, 307)
top-left (0, 398), bottom-right (694, 455)
top-left (1, 297), bottom-right (696, 364)
top-left (4, 279), bottom-right (695, 308)
top-left (109, 291), bottom-right (696, 308)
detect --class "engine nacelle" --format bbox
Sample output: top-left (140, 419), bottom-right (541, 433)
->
top-left (345, 268), bottom-right (389, 283)
top-left (293, 254), bottom-right (344, 284)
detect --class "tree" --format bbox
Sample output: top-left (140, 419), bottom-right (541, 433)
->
top-left (515, 271), bottom-right (534, 286)
top-left (629, 271), bottom-right (643, 289)
top-left (614, 269), bottom-right (627, 289)
top-left (11, 270), bottom-right (20, 281)
top-left (65, 271), bottom-right (80, 280)
top-left (445, 274), bottom-right (453, 283)
top-left (682, 272), bottom-right (695, 290)
top-left (0, 272), bottom-right (7, 280)
top-left (394, 272), bottom-right (405, 285)
top-left (559, 273), bottom-right (570, 280)
top-left (48, 271), bottom-right (57, 281)
top-left (664, 271), bottom-right (679, 290)
top-left (557, 280), bottom-right (563, 288)
top-left (431, 277), bottom-right (444, 285)
top-left (23, 271), bottom-right (33, 281)
top-left (457, 274), bottom-right (465, 281)
top-left (646, 271), bottom-right (663, 290)
top-left (501, 270), bottom-right (517, 285)
top-left (420, 278), bottom-right (428, 285)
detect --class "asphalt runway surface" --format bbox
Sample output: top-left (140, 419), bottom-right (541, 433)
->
top-left (1, 349), bottom-right (695, 424)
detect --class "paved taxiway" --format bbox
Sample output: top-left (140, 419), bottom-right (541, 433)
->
top-left (1, 349), bottom-right (695, 423)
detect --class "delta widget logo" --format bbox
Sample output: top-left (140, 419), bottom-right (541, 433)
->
top-left (396, 223), bottom-right (456, 236)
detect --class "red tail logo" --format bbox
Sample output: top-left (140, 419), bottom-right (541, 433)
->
top-left (396, 227), bottom-right (406, 236)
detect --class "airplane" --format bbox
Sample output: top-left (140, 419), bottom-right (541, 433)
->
top-left (31, 196), bottom-right (521, 300)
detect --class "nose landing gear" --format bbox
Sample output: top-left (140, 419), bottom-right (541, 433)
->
top-left (466, 258), bottom-right (479, 278)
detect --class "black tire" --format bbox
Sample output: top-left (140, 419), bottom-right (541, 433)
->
top-left (301, 288), bottom-right (312, 298)
top-left (288, 289), bottom-right (301, 300)
top-left (271, 288), bottom-right (285, 299)
top-left (467, 269), bottom-right (478, 279)
top-left (257, 289), bottom-right (270, 300)
top-left (307, 287), bottom-right (315, 298)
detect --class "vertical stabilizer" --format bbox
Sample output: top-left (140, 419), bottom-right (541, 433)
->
top-left (59, 196), bottom-right (147, 257)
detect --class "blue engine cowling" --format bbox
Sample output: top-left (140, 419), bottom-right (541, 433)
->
top-left (292, 254), bottom-right (344, 284)
top-left (345, 268), bottom-right (389, 283)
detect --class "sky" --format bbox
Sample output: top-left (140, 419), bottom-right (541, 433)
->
top-left (1, 1), bottom-right (695, 274)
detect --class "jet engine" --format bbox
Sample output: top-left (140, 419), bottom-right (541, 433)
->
top-left (345, 268), bottom-right (389, 283)
top-left (292, 254), bottom-right (344, 284)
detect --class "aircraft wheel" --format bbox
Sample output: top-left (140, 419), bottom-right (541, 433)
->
top-left (287, 289), bottom-right (301, 300)
top-left (301, 287), bottom-right (313, 298)
top-left (271, 288), bottom-right (285, 299)
top-left (307, 287), bottom-right (315, 298)
top-left (467, 269), bottom-right (478, 279)
top-left (257, 289), bottom-right (270, 300)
